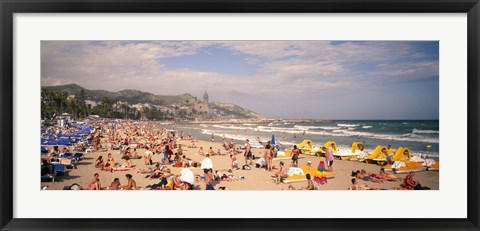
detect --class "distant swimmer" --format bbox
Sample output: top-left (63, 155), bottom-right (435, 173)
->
top-left (256, 136), bottom-right (263, 145)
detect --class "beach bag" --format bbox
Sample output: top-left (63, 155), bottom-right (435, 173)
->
top-left (242, 165), bottom-right (251, 170)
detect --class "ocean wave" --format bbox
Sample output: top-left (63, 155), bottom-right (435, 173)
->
top-left (242, 123), bottom-right (257, 126)
top-left (362, 126), bottom-right (373, 129)
top-left (212, 124), bottom-right (255, 131)
top-left (412, 128), bottom-right (439, 134)
top-left (337, 123), bottom-right (360, 127)
top-left (294, 125), bottom-right (338, 131)
top-left (347, 127), bottom-right (356, 130)
top-left (199, 124), bottom-right (209, 128)
top-left (307, 129), bottom-right (439, 143)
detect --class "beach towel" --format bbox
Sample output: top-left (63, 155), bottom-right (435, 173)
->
top-left (287, 167), bottom-right (304, 176)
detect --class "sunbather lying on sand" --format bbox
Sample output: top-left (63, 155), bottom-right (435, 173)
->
top-left (354, 170), bottom-right (386, 183)
top-left (378, 169), bottom-right (400, 181)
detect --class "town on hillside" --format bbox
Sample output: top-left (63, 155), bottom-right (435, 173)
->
top-left (41, 84), bottom-right (264, 122)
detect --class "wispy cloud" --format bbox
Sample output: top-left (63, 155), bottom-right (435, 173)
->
top-left (41, 40), bottom-right (439, 119)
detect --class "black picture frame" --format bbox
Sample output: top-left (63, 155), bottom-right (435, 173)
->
top-left (1, 0), bottom-right (479, 230)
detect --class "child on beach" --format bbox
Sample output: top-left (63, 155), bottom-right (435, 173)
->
top-left (230, 154), bottom-right (238, 170)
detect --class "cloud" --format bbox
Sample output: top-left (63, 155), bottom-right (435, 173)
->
top-left (41, 40), bottom-right (439, 119)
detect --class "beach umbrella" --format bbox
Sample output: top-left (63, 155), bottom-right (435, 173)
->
top-left (271, 134), bottom-right (276, 145)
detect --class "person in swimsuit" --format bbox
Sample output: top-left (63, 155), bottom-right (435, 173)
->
top-left (301, 173), bottom-right (314, 190)
top-left (122, 174), bottom-right (137, 190)
top-left (274, 161), bottom-right (288, 184)
top-left (87, 173), bottom-right (100, 190)
top-left (110, 178), bottom-right (121, 190)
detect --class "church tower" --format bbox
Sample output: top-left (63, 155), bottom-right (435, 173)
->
top-left (203, 91), bottom-right (209, 112)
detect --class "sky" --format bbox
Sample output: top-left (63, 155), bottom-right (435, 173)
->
top-left (41, 40), bottom-right (439, 120)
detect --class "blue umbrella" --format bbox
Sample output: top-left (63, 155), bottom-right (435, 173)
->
top-left (271, 134), bottom-right (276, 145)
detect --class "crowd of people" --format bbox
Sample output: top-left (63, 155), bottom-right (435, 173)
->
top-left (41, 121), bottom-right (433, 191)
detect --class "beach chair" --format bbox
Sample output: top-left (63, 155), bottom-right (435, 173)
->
top-left (71, 153), bottom-right (84, 162)
top-left (59, 153), bottom-right (72, 158)
top-left (41, 146), bottom-right (49, 154)
top-left (59, 158), bottom-right (75, 169)
top-left (54, 164), bottom-right (67, 176)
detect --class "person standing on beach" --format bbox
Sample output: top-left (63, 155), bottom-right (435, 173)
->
top-left (162, 141), bottom-right (170, 164)
top-left (144, 147), bottom-right (153, 166)
top-left (323, 147), bottom-right (334, 172)
top-left (291, 145), bottom-right (300, 167)
top-left (386, 145), bottom-right (394, 165)
top-left (244, 139), bottom-right (252, 166)
top-left (211, 133), bottom-right (215, 142)
top-left (200, 154), bottom-right (213, 185)
top-left (265, 144), bottom-right (273, 171)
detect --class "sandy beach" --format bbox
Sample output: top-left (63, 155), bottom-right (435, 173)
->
top-left (41, 127), bottom-right (439, 191)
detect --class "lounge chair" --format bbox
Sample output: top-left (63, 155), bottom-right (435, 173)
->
top-left (59, 153), bottom-right (72, 158)
top-left (71, 153), bottom-right (84, 162)
top-left (59, 158), bottom-right (75, 169)
top-left (54, 164), bottom-right (67, 176)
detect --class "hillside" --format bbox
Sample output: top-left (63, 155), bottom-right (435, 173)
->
top-left (42, 84), bottom-right (197, 105)
top-left (210, 102), bottom-right (263, 119)
top-left (41, 83), bottom-right (263, 119)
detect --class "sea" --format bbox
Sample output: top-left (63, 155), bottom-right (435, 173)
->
top-left (165, 120), bottom-right (439, 159)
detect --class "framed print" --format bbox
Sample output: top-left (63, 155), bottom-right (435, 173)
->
top-left (1, 0), bottom-right (479, 230)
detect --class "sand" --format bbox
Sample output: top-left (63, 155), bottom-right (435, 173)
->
top-left (41, 137), bottom-right (439, 190)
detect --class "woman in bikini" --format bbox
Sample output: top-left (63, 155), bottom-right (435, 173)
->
top-left (265, 145), bottom-right (273, 171)
top-left (95, 156), bottom-right (104, 169)
top-left (122, 174), bottom-right (137, 190)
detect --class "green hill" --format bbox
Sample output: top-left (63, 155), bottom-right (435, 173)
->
top-left (42, 84), bottom-right (197, 105)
